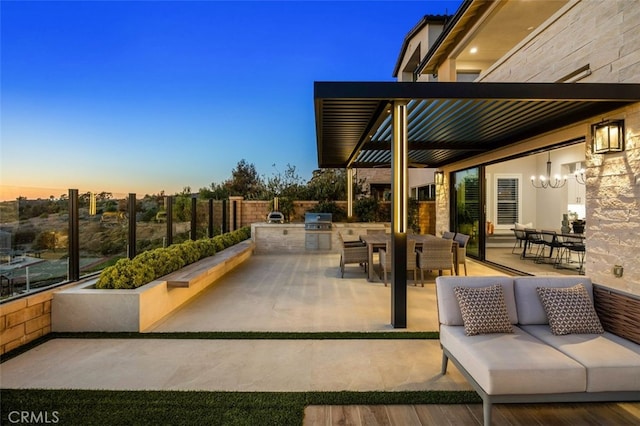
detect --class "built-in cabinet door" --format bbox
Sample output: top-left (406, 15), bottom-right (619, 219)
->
top-left (567, 178), bottom-right (586, 204)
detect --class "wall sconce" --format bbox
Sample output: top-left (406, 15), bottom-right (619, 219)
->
top-left (435, 171), bottom-right (444, 186)
top-left (592, 120), bottom-right (624, 154)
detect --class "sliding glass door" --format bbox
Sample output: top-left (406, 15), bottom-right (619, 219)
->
top-left (451, 167), bottom-right (483, 258)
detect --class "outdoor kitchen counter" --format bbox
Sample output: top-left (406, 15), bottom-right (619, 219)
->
top-left (251, 222), bottom-right (389, 254)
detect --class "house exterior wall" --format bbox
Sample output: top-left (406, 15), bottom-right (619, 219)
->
top-left (437, 0), bottom-right (640, 295)
top-left (479, 0), bottom-right (640, 84)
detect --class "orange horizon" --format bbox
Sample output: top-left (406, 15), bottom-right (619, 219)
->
top-left (0, 185), bottom-right (134, 202)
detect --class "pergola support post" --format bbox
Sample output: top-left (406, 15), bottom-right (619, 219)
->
top-left (391, 101), bottom-right (408, 328)
top-left (347, 168), bottom-right (354, 218)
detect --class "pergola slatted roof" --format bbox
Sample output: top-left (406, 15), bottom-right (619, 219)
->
top-left (314, 81), bottom-right (640, 169)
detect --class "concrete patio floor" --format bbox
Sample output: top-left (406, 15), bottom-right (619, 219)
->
top-left (1, 253), bottom-right (504, 392)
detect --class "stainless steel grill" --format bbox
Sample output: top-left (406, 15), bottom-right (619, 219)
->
top-left (304, 213), bottom-right (332, 231)
top-left (304, 213), bottom-right (332, 250)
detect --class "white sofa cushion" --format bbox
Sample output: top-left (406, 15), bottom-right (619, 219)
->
top-left (514, 277), bottom-right (593, 325)
top-left (440, 325), bottom-right (586, 395)
top-left (536, 284), bottom-right (604, 335)
top-left (521, 325), bottom-right (640, 392)
top-left (436, 276), bottom-right (517, 326)
top-left (454, 284), bottom-right (513, 336)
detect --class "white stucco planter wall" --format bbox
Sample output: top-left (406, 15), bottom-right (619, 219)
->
top-left (52, 240), bottom-right (254, 332)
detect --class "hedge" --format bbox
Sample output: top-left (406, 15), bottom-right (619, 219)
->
top-left (95, 227), bottom-right (251, 289)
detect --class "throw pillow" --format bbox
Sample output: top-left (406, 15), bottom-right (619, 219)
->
top-left (454, 285), bottom-right (513, 336)
top-left (536, 284), bottom-right (604, 335)
top-left (514, 222), bottom-right (533, 230)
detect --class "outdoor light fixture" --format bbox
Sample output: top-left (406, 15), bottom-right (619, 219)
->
top-left (531, 152), bottom-right (567, 189)
top-left (592, 120), bottom-right (624, 154)
top-left (435, 171), bottom-right (444, 186)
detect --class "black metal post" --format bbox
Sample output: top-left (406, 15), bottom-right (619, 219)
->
top-left (190, 196), bottom-right (197, 241)
top-left (391, 232), bottom-right (407, 328)
top-left (128, 193), bottom-right (136, 259)
top-left (68, 189), bottom-right (80, 281)
top-left (391, 101), bottom-right (408, 328)
top-left (233, 200), bottom-right (238, 231)
top-left (208, 199), bottom-right (214, 238)
top-left (222, 199), bottom-right (228, 234)
top-left (166, 196), bottom-right (173, 246)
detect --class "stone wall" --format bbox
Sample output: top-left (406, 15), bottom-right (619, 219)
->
top-left (585, 104), bottom-right (639, 295)
top-left (0, 284), bottom-right (73, 355)
top-left (480, 0), bottom-right (640, 84)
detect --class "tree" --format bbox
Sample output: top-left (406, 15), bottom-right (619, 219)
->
top-left (227, 159), bottom-right (265, 199)
top-left (305, 169), bottom-right (347, 201)
top-left (266, 163), bottom-right (305, 200)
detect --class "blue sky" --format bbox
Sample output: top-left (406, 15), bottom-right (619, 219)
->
top-left (1, 0), bottom-right (461, 200)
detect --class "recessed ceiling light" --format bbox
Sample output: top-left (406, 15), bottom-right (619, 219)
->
top-left (527, 26), bottom-right (534, 31)
top-left (470, 47), bottom-right (478, 54)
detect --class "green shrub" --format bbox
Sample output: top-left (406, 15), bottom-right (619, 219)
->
top-left (308, 201), bottom-right (346, 222)
top-left (354, 197), bottom-right (379, 222)
top-left (96, 227), bottom-right (251, 289)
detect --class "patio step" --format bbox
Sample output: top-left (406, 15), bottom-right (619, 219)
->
top-left (486, 232), bottom-right (515, 248)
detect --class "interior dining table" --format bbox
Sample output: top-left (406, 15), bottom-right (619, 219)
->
top-left (359, 233), bottom-right (459, 281)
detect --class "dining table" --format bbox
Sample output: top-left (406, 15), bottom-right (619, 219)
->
top-left (359, 233), bottom-right (459, 281)
top-left (514, 228), bottom-right (585, 260)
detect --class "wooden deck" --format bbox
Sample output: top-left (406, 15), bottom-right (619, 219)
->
top-left (304, 402), bottom-right (640, 425)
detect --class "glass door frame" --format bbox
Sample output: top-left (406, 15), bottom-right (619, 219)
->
top-left (449, 165), bottom-right (486, 260)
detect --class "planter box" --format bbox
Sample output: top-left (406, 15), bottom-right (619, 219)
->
top-left (52, 240), bottom-right (254, 332)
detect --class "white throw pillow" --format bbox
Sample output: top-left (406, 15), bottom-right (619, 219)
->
top-left (514, 222), bottom-right (533, 230)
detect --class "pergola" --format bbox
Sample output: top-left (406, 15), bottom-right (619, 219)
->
top-left (314, 81), bottom-right (640, 327)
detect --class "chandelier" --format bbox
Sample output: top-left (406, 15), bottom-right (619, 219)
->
top-left (531, 152), bottom-right (567, 189)
top-left (573, 164), bottom-right (586, 185)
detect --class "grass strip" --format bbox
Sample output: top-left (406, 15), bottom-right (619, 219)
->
top-left (1, 331), bottom-right (439, 363)
top-left (0, 389), bottom-right (481, 425)
top-left (50, 330), bottom-right (440, 340)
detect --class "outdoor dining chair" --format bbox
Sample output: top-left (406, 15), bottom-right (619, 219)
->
top-left (416, 238), bottom-right (454, 286)
top-left (338, 233), bottom-right (368, 278)
top-left (442, 231), bottom-right (455, 240)
top-left (378, 239), bottom-right (418, 286)
top-left (453, 232), bottom-right (470, 276)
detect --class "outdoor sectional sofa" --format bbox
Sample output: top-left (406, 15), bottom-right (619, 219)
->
top-left (435, 275), bottom-right (640, 426)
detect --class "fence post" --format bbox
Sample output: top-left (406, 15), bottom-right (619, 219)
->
top-left (128, 193), bottom-right (137, 259)
top-left (208, 199), bottom-right (214, 238)
top-left (191, 195), bottom-right (197, 241)
top-left (68, 189), bottom-right (80, 281)
top-left (165, 196), bottom-right (173, 246)
top-left (222, 199), bottom-right (228, 234)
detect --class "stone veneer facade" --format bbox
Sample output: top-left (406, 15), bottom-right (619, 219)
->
top-left (0, 284), bottom-right (73, 355)
top-left (437, 0), bottom-right (640, 295)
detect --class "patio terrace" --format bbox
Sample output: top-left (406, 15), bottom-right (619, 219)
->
top-left (1, 252), bottom-right (638, 424)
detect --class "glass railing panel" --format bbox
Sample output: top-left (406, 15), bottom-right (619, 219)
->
top-left (1, 187), bottom-right (70, 299)
top-left (78, 190), bottom-right (128, 279)
top-left (136, 193), bottom-right (166, 254)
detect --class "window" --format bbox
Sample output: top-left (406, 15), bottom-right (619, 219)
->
top-left (495, 176), bottom-right (520, 226)
top-left (413, 184), bottom-right (436, 201)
